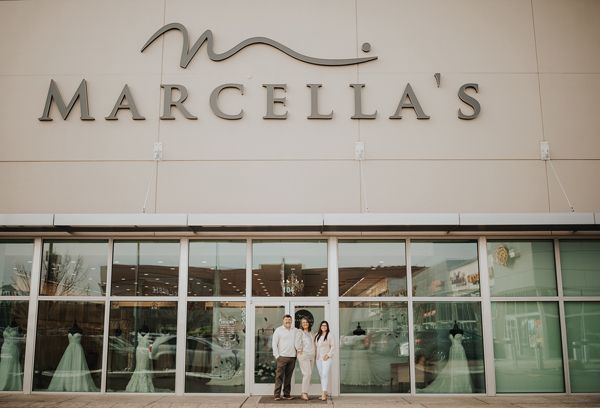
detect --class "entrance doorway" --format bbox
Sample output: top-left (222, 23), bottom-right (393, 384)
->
top-left (250, 300), bottom-right (329, 395)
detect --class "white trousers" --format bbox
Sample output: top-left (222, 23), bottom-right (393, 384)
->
top-left (298, 354), bottom-right (315, 393)
top-left (316, 358), bottom-right (332, 392)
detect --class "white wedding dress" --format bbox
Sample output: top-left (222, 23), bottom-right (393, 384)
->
top-left (125, 333), bottom-right (154, 392)
top-left (0, 326), bottom-right (23, 391)
top-left (48, 333), bottom-right (98, 392)
top-left (424, 333), bottom-right (472, 393)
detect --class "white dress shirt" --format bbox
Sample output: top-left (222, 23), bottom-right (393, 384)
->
top-left (272, 325), bottom-right (298, 359)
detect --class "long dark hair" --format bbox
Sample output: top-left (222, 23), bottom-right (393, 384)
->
top-left (315, 320), bottom-right (330, 342)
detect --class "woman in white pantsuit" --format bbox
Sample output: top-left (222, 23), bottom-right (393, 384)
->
top-left (315, 321), bottom-right (335, 401)
top-left (295, 317), bottom-right (315, 401)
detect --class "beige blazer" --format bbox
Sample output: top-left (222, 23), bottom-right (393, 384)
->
top-left (315, 334), bottom-right (335, 360)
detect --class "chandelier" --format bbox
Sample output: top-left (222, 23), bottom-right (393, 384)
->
top-left (280, 258), bottom-right (304, 296)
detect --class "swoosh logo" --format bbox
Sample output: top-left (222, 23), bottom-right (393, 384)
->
top-left (141, 23), bottom-right (377, 68)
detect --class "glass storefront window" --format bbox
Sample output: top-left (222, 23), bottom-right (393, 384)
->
top-left (40, 240), bottom-right (108, 296)
top-left (339, 302), bottom-right (409, 393)
top-left (0, 300), bottom-right (28, 391)
top-left (560, 240), bottom-right (600, 296)
top-left (252, 240), bottom-right (327, 297)
top-left (412, 241), bottom-right (480, 297)
top-left (254, 305), bottom-right (285, 384)
top-left (0, 241), bottom-right (33, 296)
top-left (492, 301), bottom-right (564, 393)
top-left (338, 240), bottom-right (407, 297)
top-left (33, 301), bottom-right (104, 392)
top-left (106, 301), bottom-right (177, 393)
top-left (186, 302), bottom-right (246, 393)
top-left (565, 302), bottom-right (600, 392)
top-left (413, 302), bottom-right (485, 393)
top-left (112, 241), bottom-right (179, 296)
top-left (188, 241), bottom-right (246, 297)
top-left (487, 240), bottom-right (557, 297)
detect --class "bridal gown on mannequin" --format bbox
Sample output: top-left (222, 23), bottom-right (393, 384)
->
top-left (0, 326), bottom-right (23, 391)
top-left (342, 335), bottom-right (387, 386)
top-left (125, 332), bottom-right (154, 392)
top-left (424, 333), bottom-right (472, 393)
top-left (48, 333), bottom-right (98, 392)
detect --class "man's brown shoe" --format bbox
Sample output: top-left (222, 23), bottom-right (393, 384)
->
top-left (274, 396), bottom-right (281, 401)
top-left (282, 395), bottom-right (294, 400)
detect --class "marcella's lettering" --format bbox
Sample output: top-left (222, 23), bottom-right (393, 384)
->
top-left (38, 79), bottom-right (481, 122)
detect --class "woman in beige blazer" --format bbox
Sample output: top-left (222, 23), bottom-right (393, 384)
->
top-left (314, 321), bottom-right (335, 400)
top-left (295, 317), bottom-right (315, 401)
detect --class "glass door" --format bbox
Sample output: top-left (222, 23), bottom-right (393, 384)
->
top-left (250, 301), bottom-right (328, 395)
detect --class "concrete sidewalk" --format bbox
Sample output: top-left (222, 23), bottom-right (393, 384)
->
top-left (0, 394), bottom-right (599, 408)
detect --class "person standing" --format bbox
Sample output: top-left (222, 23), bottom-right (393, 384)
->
top-left (296, 317), bottom-right (315, 401)
top-left (315, 320), bottom-right (335, 401)
top-left (272, 314), bottom-right (297, 400)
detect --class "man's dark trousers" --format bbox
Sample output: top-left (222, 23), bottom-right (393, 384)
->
top-left (274, 356), bottom-right (296, 397)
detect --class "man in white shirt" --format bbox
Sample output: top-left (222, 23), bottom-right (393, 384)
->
top-left (271, 314), bottom-right (298, 400)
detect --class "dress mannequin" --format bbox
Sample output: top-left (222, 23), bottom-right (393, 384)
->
top-left (125, 324), bottom-right (155, 392)
top-left (424, 321), bottom-right (472, 393)
top-left (47, 321), bottom-right (98, 392)
top-left (0, 319), bottom-right (23, 391)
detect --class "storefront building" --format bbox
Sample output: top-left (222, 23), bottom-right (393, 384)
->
top-left (1, 0), bottom-right (599, 397)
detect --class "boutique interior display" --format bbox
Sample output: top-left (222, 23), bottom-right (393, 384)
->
top-left (339, 302), bottom-right (410, 393)
top-left (424, 322), bottom-right (472, 393)
top-left (125, 327), bottom-right (154, 393)
top-left (0, 321), bottom-right (24, 391)
top-left (33, 301), bottom-right (104, 392)
top-left (107, 302), bottom-right (177, 393)
top-left (414, 302), bottom-right (485, 393)
top-left (0, 301), bottom-right (28, 392)
top-left (47, 322), bottom-right (98, 392)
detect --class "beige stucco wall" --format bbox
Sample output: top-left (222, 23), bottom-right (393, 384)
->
top-left (0, 0), bottom-right (598, 214)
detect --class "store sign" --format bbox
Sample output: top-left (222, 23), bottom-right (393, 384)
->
top-left (38, 23), bottom-right (480, 122)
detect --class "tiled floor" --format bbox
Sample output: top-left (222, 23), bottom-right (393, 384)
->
top-left (0, 394), bottom-right (599, 408)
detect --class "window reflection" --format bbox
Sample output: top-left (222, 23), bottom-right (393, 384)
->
top-left (339, 302), bottom-right (409, 393)
top-left (252, 241), bottom-right (327, 297)
top-left (106, 301), bottom-right (177, 393)
top-left (413, 302), bottom-right (485, 393)
top-left (565, 302), bottom-right (600, 392)
top-left (186, 302), bottom-right (245, 393)
top-left (412, 241), bottom-right (479, 297)
top-left (488, 240), bottom-right (556, 297)
top-left (492, 301), bottom-right (564, 393)
top-left (112, 241), bottom-right (179, 296)
top-left (560, 240), bottom-right (600, 296)
top-left (40, 240), bottom-right (108, 296)
top-left (338, 240), bottom-right (407, 297)
top-left (33, 301), bottom-right (104, 392)
top-left (0, 241), bottom-right (33, 296)
top-left (0, 301), bottom-right (28, 391)
top-left (188, 241), bottom-right (246, 296)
